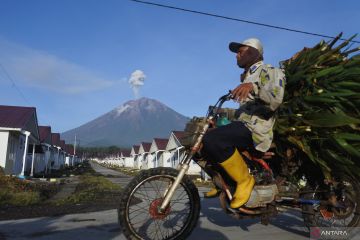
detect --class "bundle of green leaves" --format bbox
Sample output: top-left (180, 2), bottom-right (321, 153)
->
top-left (275, 33), bottom-right (360, 179)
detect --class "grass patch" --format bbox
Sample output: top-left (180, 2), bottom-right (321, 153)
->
top-left (0, 190), bottom-right (40, 206)
top-left (55, 172), bottom-right (121, 205)
top-left (0, 175), bottom-right (58, 207)
top-left (0, 162), bottom-right (95, 207)
top-left (0, 162), bottom-right (125, 220)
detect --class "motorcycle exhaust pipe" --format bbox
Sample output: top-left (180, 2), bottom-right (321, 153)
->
top-left (276, 197), bottom-right (340, 206)
top-left (238, 207), bottom-right (263, 215)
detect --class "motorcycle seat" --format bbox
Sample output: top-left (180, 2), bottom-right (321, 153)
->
top-left (262, 151), bottom-right (275, 159)
top-left (241, 150), bottom-right (275, 160)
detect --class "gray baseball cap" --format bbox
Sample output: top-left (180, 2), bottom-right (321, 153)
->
top-left (229, 38), bottom-right (263, 55)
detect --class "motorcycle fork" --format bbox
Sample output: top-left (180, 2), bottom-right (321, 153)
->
top-left (159, 117), bottom-right (213, 213)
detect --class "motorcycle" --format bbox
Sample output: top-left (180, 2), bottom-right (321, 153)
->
top-left (118, 93), bottom-right (360, 240)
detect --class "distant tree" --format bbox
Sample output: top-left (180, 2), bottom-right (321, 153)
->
top-left (77, 146), bottom-right (129, 159)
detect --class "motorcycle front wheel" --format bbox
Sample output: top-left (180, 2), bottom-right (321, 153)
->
top-left (118, 167), bottom-right (200, 240)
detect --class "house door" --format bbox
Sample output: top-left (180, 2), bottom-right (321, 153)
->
top-left (14, 134), bottom-right (25, 175)
top-left (6, 134), bottom-right (18, 174)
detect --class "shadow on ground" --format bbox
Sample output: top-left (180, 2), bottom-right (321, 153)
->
top-left (0, 208), bottom-right (229, 240)
top-left (199, 197), bottom-right (309, 238)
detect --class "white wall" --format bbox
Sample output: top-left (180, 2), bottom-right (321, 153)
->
top-left (134, 155), bottom-right (141, 169)
top-left (49, 148), bottom-right (56, 170)
top-left (53, 148), bottom-right (61, 170)
top-left (161, 151), bottom-right (172, 167)
top-left (147, 153), bottom-right (155, 169)
top-left (187, 160), bottom-right (202, 175)
top-left (1, 133), bottom-right (26, 176)
top-left (65, 156), bottom-right (71, 166)
top-left (59, 152), bottom-right (65, 168)
top-left (34, 153), bottom-right (45, 174)
top-left (139, 154), bottom-right (147, 169)
top-left (0, 131), bottom-right (9, 170)
top-left (123, 157), bottom-right (133, 167)
top-left (7, 133), bottom-right (21, 175)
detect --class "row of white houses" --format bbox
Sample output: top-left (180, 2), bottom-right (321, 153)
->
top-left (0, 105), bottom-right (80, 177)
top-left (93, 131), bottom-right (204, 176)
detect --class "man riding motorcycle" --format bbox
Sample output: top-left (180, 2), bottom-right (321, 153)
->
top-left (201, 38), bottom-right (286, 209)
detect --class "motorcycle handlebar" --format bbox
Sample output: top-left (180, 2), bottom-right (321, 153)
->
top-left (219, 91), bottom-right (233, 102)
top-left (206, 91), bottom-right (234, 118)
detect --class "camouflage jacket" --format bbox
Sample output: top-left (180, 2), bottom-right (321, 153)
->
top-left (237, 61), bottom-right (286, 152)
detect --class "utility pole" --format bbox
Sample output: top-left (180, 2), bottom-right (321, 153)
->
top-left (74, 134), bottom-right (77, 156)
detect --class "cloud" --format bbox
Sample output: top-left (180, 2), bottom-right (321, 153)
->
top-left (0, 38), bottom-right (117, 94)
top-left (128, 70), bottom-right (146, 99)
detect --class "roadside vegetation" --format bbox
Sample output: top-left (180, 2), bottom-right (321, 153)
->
top-left (0, 162), bottom-right (123, 220)
top-left (0, 162), bottom-right (121, 208)
top-left (54, 164), bottom-right (121, 205)
top-left (0, 167), bottom-right (58, 206)
top-left (77, 146), bottom-right (130, 160)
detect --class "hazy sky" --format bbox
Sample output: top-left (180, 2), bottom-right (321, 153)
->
top-left (0, 0), bottom-right (359, 133)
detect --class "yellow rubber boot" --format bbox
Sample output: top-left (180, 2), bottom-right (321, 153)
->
top-left (204, 187), bottom-right (219, 198)
top-left (220, 149), bottom-right (255, 209)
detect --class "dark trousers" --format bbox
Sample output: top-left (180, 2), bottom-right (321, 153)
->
top-left (201, 121), bottom-right (254, 163)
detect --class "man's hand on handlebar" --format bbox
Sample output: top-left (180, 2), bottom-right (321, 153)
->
top-left (231, 83), bottom-right (254, 102)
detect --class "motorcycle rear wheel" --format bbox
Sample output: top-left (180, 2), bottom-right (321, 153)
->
top-left (118, 167), bottom-right (200, 240)
top-left (301, 176), bottom-right (360, 228)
